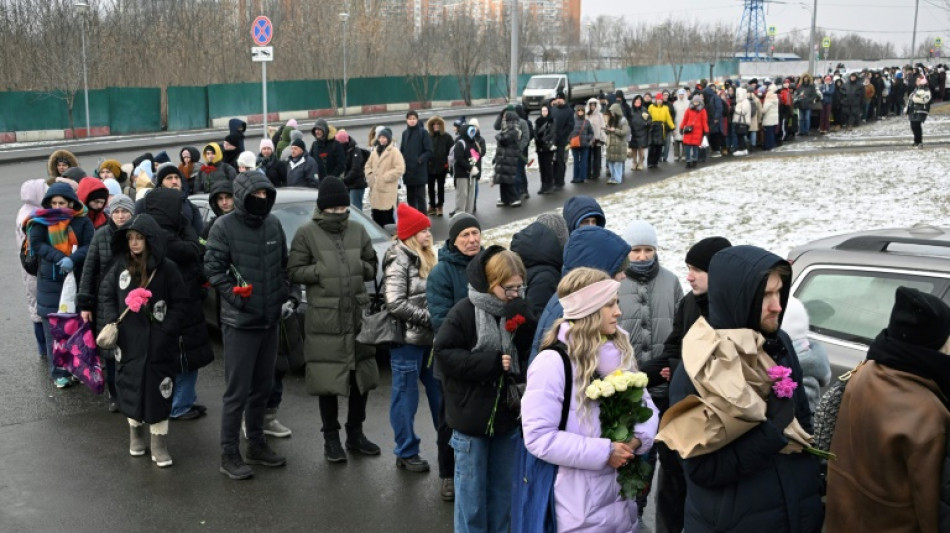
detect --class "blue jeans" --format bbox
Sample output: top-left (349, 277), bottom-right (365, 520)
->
top-left (764, 125), bottom-right (776, 150)
top-left (451, 428), bottom-right (518, 533)
top-left (42, 318), bottom-right (70, 380)
top-left (389, 343), bottom-right (440, 458)
top-left (749, 131), bottom-right (757, 148)
top-left (800, 108), bottom-right (811, 134)
top-left (349, 188), bottom-right (365, 210)
top-left (570, 147), bottom-right (589, 182)
top-left (684, 145), bottom-right (699, 163)
top-left (607, 160), bottom-right (624, 183)
top-left (171, 369), bottom-right (198, 417)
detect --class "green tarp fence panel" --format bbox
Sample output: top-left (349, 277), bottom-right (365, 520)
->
top-left (167, 86), bottom-right (208, 131)
top-left (107, 87), bottom-right (161, 134)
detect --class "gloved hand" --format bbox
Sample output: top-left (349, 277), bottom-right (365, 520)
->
top-left (57, 257), bottom-right (74, 273)
top-left (766, 393), bottom-right (795, 430)
top-left (503, 296), bottom-right (531, 321)
top-left (281, 299), bottom-right (297, 319)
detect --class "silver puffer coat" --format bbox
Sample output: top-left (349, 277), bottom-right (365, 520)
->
top-left (383, 241), bottom-right (434, 346)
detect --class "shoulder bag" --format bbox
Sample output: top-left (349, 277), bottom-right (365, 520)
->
top-left (355, 279), bottom-right (405, 346)
top-left (96, 270), bottom-right (156, 349)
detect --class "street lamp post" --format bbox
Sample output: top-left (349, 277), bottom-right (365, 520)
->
top-left (75, 1), bottom-right (91, 137)
top-left (509, 0), bottom-right (518, 102)
top-left (587, 22), bottom-right (593, 71)
top-left (339, 11), bottom-right (349, 114)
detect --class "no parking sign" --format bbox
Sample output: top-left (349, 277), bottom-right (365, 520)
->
top-left (252, 16), bottom-right (273, 46)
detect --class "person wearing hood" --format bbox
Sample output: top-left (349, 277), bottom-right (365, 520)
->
top-left (281, 129), bottom-right (305, 161)
top-left (647, 93), bottom-right (675, 168)
top-left (309, 119), bottom-right (345, 180)
top-left (562, 195), bottom-right (606, 233)
top-left (907, 73), bottom-right (932, 148)
top-left (668, 245), bottom-right (823, 533)
top-left (842, 73), bottom-right (864, 130)
top-left (27, 182), bottom-right (94, 388)
top-left (793, 73), bottom-right (820, 136)
top-left (586, 98), bottom-right (606, 180)
top-left (227, 118), bottom-right (247, 152)
top-left (529, 225), bottom-right (631, 363)
top-left (701, 83), bottom-right (724, 156)
top-left (522, 267), bottom-right (659, 533)
top-left (196, 142), bottom-right (237, 194)
top-left (77, 177), bottom-right (110, 229)
top-left (257, 139), bottom-right (287, 188)
top-left (550, 92), bottom-right (575, 190)
top-left (647, 235), bottom-right (732, 533)
top-left (494, 110), bottom-right (524, 207)
top-left (383, 203), bottom-right (440, 475)
top-left (781, 297), bottom-right (831, 412)
top-left (731, 87), bottom-right (752, 156)
top-left (628, 95), bottom-right (650, 171)
top-left (286, 138), bottom-right (319, 189)
top-left (202, 179), bottom-right (234, 240)
top-left (366, 128), bottom-right (406, 227)
top-left (335, 130), bottom-right (367, 209)
top-left (98, 214), bottom-right (187, 468)
top-left (434, 246), bottom-right (538, 533)
top-left (426, 212), bottom-right (483, 501)
top-left (16, 179), bottom-right (48, 360)
top-left (534, 104), bottom-right (557, 194)
top-left (616, 220), bottom-right (683, 520)
top-left (426, 116), bottom-right (453, 217)
top-left (603, 102), bottom-right (631, 184)
top-left (47, 149), bottom-right (79, 185)
top-left (818, 75), bottom-right (836, 134)
top-left (177, 147), bottom-right (201, 191)
top-left (671, 90), bottom-right (690, 162)
top-left (135, 166), bottom-right (203, 237)
top-left (451, 123), bottom-right (480, 216)
top-left (568, 106), bottom-right (595, 183)
top-left (205, 171), bottom-right (291, 480)
top-left (287, 176), bottom-right (380, 465)
top-left (761, 85), bottom-right (780, 150)
top-left (222, 134), bottom-right (243, 169)
top-left (399, 110), bottom-right (433, 214)
top-left (275, 119), bottom-right (297, 156)
top-left (825, 287), bottom-right (950, 532)
top-left (142, 188), bottom-right (213, 422)
top-left (78, 193), bottom-right (134, 412)
top-left (510, 213), bottom-right (567, 318)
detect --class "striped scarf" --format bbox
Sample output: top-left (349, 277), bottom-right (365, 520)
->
top-left (25, 206), bottom-right (86, 255)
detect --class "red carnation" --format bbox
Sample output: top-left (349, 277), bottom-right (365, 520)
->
top-left (505, 314), bottom-right (526, 332)
top-left (232, 284), bottom-right (254, 298)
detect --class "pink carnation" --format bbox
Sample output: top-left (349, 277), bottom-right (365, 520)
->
top-left (469, 148), bottom-right (481, 162)
top-left (772, 377), bottom-right (798, 398)
top-left (767, 365), bottom-right (793, 381)
top-left (125, 288), bottom-right (152, 313)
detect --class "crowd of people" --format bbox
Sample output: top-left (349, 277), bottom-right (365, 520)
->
top-left (14, 64), bottom-right (949, 532)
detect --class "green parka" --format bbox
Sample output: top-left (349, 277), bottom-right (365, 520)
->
top-left (287, 209), bottom-right (379, 396)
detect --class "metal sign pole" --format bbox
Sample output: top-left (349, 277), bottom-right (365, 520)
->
top-left (262, 61), bottom-right (268, 138)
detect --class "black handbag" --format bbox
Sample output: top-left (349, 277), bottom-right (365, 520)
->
top-left (19, 237), bottom-right (39, 276)
top-left (355, 279), bottom-right (405, 346)
top-left (683, 125), bottom-right (694, 134)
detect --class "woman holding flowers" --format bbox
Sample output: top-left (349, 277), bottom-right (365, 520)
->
top-left (434, 245), bottom-right (537, 533)
top-left (100, 214), bottom-right (187, 468)
top-left (522, 267), bottom-right (659, 532)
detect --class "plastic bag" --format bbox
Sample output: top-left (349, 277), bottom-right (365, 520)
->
top-left (51, 315), bottom-right (104, 394)
top-left (700, 135), bottom-right (709, 149)
top-left (58, 272), bottom-right (77, 313)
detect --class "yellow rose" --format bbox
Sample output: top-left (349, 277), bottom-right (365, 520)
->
top-left (609, 374), bottom-right (628, 392)
top-left (630, 372), bottom-right (649, 389)
top-left (600, 380), bottom-right (616, 398)
top-left (585, 382), bottom-right (602, 400)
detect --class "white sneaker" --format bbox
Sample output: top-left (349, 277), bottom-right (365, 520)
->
top-left (734, 150), bottom-right (748, 156)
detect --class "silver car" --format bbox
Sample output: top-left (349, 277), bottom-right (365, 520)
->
top-left (788, 224), bottom-right (950, 378)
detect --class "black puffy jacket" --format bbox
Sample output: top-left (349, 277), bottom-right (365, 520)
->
top-left (204, 171), bottom-right (289, 330)
top-left (342, 139), bottom-right (367, 190)
top-left (258, 154), bottom-right (287, 188)
top-left (510, 221), bottom-right (562, 318)
top-left (77, 220), bottom-right (120, 347)
top-left (492, 117), bottom-right (521, 185)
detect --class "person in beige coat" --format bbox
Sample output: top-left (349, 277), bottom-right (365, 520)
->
top-left (365, 127), bottom-right (406, 227)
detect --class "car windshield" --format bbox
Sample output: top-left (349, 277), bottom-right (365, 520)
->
top-left (272, 201), bottom-right (391, 243)
top-left (526, 77), bottom-right (562, 90)
top-left (795, 269), bottom-right (943, 344)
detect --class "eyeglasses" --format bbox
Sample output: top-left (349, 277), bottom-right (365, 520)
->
top-left (502, 285), bottom-right (526, 296)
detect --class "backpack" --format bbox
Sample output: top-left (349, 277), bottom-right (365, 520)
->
top-left (19, 234), bottom-right (39, 276)
top-left (510, 343), bottom-right (572, 533)
top-left (446, 138), bottom-right (464, 172)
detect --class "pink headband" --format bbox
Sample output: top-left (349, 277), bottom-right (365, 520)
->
top-left (561, 279), bottom-right (621, 320)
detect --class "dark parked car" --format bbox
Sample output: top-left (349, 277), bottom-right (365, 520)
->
top-left (788, 224), bottom-right (950, 378)
top-left (191, 187), bottom-right (393, 329)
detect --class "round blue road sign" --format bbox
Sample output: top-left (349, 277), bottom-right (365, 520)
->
top-left (252, 16), bottom-right (273, 46)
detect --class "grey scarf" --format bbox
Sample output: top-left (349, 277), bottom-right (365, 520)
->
top-left (468, 286), bottom-right (521, 377)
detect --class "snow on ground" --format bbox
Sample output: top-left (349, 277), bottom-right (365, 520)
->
top-left (483, 148), bottom-right (950, 285)
top-left (776, 114), bottom-right (950, 152)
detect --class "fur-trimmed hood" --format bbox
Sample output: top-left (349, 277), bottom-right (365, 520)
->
top-left (47, 149), bottom-right (78, 180)
top-left (426, 115), bottom-right (447, 136)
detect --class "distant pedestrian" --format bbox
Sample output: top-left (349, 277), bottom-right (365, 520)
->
top-left (907, 73), bottom-right (932, 148)
top-left (533, 105), bottom-right (557, 194)
top-left (604, 103), bottom-right (630, 184)
top-left (426, 116), bottom-right (452, 217)
top-left (400, 110), bottom-right (433, 214)
top-left (366, 128), bottom-right (405, 227)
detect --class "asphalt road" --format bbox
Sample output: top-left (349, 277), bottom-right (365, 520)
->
top-left (0, 110), bottom-right (691, 531)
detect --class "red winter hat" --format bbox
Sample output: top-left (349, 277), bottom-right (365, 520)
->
top-left (655, 92), bottom-right (663, 101)
top-left (396, 203), bottom-right (431, 241)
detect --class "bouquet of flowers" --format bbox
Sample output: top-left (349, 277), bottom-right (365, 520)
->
top-left (585, 369), bottom-right (654, 500)
top-left (486, 314), bottom-right (526, 436)
top-left (229, 265), bottom-right (253, 298)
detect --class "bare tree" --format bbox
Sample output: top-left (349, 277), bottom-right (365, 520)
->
top-left (405, 23), bottom-right (447, 107)
top-left (445, 7), bottom-right (484, 105)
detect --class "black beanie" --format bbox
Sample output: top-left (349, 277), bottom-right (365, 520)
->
top-left (62, 167), bottom-right (87, 183)
top-left (86, 187), bottom-right (109, 206)
top-left (448, 212), bottom-right (480, 246)
top-left (887, 287), bottom-right (950, 349)
top-left (154, 150), bottom-right (171, 165)
top-left (685, 236), bottom-right (733, 272)
top-left (291, 138), bottom-right (306, 151)
top-left (317, 176), bottom-right (349, 211)
top-left (155, 165), bottom-right (184, 187)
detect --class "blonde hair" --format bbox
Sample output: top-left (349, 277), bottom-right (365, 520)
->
top-left (485, 250), bottom-right (526, 292)
top-left (541, 267), bottom-right (636, 422)
top-left (403, 234), bottom-right (437, 279)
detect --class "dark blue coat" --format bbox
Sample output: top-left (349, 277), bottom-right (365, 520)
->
top-left (399, 123), bottom-right (433, 187)
top-left (510, 221), bottom-right (562, 319)
top-left (562, 195), bottom-right (605, 233)
top-left (29, 183), bottom-right (95, 316)
top-left (426, 244), bottom-right (478, 334)
top-left (670, 245), bottom-right (823, 533)
top-left (529, 226), bottom-right (629, 363)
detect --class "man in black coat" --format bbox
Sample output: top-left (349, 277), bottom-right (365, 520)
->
top-left (669, 245), bottom-right (823, 533)
top-left (549, 92), bottom-right (575, 190)
top-left (205, 171), bottom-right (291, 480)
top-left (644, 236), bottom-right (731, 533)
top-left (309, 119), bottom-right (345, 180)
top-left (400, 110), bottom-right (433, 214)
